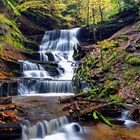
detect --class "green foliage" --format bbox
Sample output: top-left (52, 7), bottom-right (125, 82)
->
top-left (5, 35), bottom-right (24, 49)
top-left (126, 55), bottom-right (140, 65)
top-left (97, 40), bottom-right (116, 50)
top-left (0, 14), bottom-right (21, 36)
top-left (15, 0), bottom-right (139, 27)
top-left (72, 55), bottom-right (99, 92)
top-left (97, 40), bottom-right (118, 68)
top-left (99, 80), bottom-right (119, 97)
top-left (128, 57), bottom-right (140, 65)
top-left (0, 14), bottom-right (24, 49)
top-left (93, 110), bottom-right (112, 127)
top-left (17, 0), bottom-right (48, 12)
top-left (5, 0), bottom-right (20, 16)
top-left (109, 95), bottom-right (124, 102)
top-left (116, 35), bottom-right (129, 42)
top-left (17, 0), bottom-right (76, 28)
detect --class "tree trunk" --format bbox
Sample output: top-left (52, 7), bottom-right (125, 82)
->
top-left (78, 4), bottom-right (140, 45)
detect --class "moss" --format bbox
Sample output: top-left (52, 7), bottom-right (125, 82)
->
top-left (17, 0), bottom-right (75, 28)
top-left (117, 35), bottom-right (129, 41)
top-left (0, 34), bottom-right (3, 51)
top-left (109, 95), bottom-right (124, 102)
top-left (97, 40), bottom-right (116, 50)
top-left (17, 0), bottom-right (48, 12)
top-left (5, 0), bottom-right (20, 16)
top-left (123, 63), bottom-right (140, 89)
top-left (99, 80), bottom-right (119, 98)
top-left (126, 56), bottom-right (140, 65)
top-left (0, 14), bottom-right (25, 50)
top-left (5, 35), bottom-right (24, 49)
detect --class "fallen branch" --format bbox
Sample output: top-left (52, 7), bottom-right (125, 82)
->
top-left (70, 101), bottom-right (117, 118)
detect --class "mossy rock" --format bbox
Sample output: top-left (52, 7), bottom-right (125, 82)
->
top-left (116, 35), bottom-right (129, 42)
top-left (126, 56), bottom-right (140, 65)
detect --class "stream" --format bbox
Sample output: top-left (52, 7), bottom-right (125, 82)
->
top-left (1, 28), bottom-right (140, 140)
top-left (18, 28), bottom-right (84, 140)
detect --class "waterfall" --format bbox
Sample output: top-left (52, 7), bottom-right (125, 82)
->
top-left (22, 116), bottom-right (85, 140)
top-left (120, 110), bottom-right (130, 120)
top-left (18, 80), bottom-right (73, 95)
top-left (22, 116), bottom-right (69, 139)
top-left (18, 28), bottom-right (80, 95)
top-left (119, 110), bottom-right (138, 128)
top-left (21, 61), bottom-right (52, 79)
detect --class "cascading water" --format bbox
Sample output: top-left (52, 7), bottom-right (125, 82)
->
top-left (22, 116), bottom-right (85, 140)
top-left (18, 28), bottom-right (83, 140)
top-left (18, 28), bottom-right (80, 95)
top-left (22, 61), bottom-right (52, 79)
top-left (119, 110), bottom-right (139, 128)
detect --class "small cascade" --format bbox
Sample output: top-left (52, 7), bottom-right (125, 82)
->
top-left (18, 28), bottom-right (80, 95)
top-left (119, 110), bottom-right (138, 128)
top-left (40, 53), bottom-right (48, 61)
top-left (120, 110), bottom-right (130, 120)
top-left (22, 61), bottom-right (52, 79)
top-left (22, 116), bottom-right (84, 140)
top-left (18, 80), bottom-right (73, 95)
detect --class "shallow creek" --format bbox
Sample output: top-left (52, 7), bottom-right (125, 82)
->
top-left (13, 96), bottom-right (140, 140)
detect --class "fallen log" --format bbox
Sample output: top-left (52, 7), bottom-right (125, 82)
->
top-left (70, 101), bottom-right (117, 118)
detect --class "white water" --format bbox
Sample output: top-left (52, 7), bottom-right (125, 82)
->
top-left (18, 80), bottom-right (73, 95)
top-left (119, 110), bottom-right (139, 128)
top-left (18, 28), bottom-right (80, 95)
top-left (18, 28), bottom-right (82, 140)
top-left (22, 116), bottom-right (85, 140)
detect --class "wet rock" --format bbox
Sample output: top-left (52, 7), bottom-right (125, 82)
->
top-left (46, 52), bottom-right (55, 61)
top-left (0, 97), bottom-right (12, 105)
top-left (0, 123), bottom-right (22, 139)
top-left (101, 109), bottom-right (122, 118)
top-left (131, 108), bottom-right (140, 121)
top-left (109, 119), bottom-right (125, 125)
top-left (23, 40), bottom-right (39, 51)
